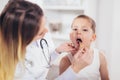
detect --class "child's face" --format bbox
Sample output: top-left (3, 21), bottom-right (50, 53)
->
top-left (70, 18), bottom-right (96, 49)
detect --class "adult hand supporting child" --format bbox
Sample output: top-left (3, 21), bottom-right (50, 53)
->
top-left (71, 47), bottom-right (93, 73)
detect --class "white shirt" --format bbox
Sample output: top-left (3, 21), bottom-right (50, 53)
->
top-left (15, 32), bottom-right (79, 80)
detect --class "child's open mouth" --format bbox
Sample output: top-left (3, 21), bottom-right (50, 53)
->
top-left (74, 38), bottom-right (82, 49)
top-left (76, 38), bottom-right (82, 43)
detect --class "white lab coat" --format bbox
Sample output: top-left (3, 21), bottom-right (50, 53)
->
top-left (14, 32), bottom-right (79, 80)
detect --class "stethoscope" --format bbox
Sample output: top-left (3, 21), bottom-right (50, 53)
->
top-left (26, 38), bottom-right (51, 67)
top-left (25, 38), bottom-right (51, 79)
top-left (40, 38), bottom-right (51, 68)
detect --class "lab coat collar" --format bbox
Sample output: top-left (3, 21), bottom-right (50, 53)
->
top-left (26, 32), bottom-right (49, 49)
top-left (36, 32), bottom-right (48, 47)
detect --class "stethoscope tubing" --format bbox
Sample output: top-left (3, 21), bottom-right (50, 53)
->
top-left (40, 38), bottom-right (51, 67)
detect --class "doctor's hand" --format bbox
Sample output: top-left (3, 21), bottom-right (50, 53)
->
top-left (71, 47), bottom-right (93, 73)
top-left (55, 42), bottom-right (76, 54)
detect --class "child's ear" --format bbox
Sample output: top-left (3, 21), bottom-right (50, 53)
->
top-left (91, 34), bottom-right (96, 41)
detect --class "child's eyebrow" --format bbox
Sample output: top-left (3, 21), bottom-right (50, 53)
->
top-left (82, 26), bottom-right (87, 28)
top-left (72, 25), bottom-right (78, 28)
top-left (81, 25), bottom-right (89, 28)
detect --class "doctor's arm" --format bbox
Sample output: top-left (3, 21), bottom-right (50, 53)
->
top-left (50, 42), bottom-right (75, 62)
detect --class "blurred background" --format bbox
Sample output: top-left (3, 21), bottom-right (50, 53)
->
top-left (0, 0), bottom-right (120, 79)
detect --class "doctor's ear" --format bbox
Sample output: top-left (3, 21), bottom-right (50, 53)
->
top-left (33, 35), bottom-right (42, 41)
top-left (33, 28), bottom-right (48, 41)
top-left (33, 33), bottom-right (45, 41)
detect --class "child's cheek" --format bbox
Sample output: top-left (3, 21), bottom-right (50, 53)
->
top-left (70, 32), bottom-right (76, 43)
top-left (70, 32), bottom-right (76, 40)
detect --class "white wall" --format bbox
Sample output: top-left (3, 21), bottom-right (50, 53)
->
top-left (83, 0), bottom-right (98, 21)
top-left (110, 0), bottom-right (120, 79)
top-left (97, 0), bottom-right (120, 79)
top-left (96, 0), bottom-right (113, 66)
top-left (0, 0), bottom-right (9, 13)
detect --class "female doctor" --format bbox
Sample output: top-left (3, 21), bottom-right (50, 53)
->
top-left (12, 1), bottom-right (93, 80)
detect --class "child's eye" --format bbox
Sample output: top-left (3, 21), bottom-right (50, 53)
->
top-left (83, 29), bottom-right (88, 31)
top-left (72, 28), bottom-right (77, 31)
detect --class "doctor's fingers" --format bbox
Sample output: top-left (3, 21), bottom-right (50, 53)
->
top-left (58, 42), bottom-right (72, 48)
top-left (56, 42), bottom-right (75, 53)
top-left (74, 50), bottom-right (83, 59)
top-left (82, 48), bottom-right (92, 58)
top-left (74, 48), bottom-right (92, 59)
top-left (75, 47), bottom-right (88, 57)
top-left (62, 42), bottom-right (76, 50)
top-left (80, 50), bottom-right (93, 65)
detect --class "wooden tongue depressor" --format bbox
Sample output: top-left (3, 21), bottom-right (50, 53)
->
top-left (79, 43), bottom-right (84, 49)
top-left (79, 43), bottom-right (85, 54)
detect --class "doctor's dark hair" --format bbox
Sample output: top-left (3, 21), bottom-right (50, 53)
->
top-left (0, 1), bottom-right (43, 80)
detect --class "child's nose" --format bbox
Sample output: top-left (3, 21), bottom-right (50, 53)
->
top-left (77, 29), bottom-right (82, 35)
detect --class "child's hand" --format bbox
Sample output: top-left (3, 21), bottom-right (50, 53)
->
top-left (71, 47), bottom-right (93, 73)
top-left (55, 42), bottom-right (76, 54)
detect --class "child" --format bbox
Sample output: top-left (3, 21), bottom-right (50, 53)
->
top-left (59, 15), bottom-right (109, 80)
